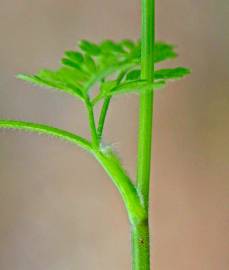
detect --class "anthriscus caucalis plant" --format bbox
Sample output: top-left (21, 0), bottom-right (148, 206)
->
top-left (0, 0), bottom-right (190, 269)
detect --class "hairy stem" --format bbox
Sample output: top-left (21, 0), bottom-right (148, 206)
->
top-left (0, 120), bottom-right (146, 226)
top-left (94, 150), bottom-right (146, 225)
top-left (131, 220), bottom-right (150, 270)
top-left (97, 97), bottom-right (111, 140)
top-left (0, 120), bottom-right (92, 152)
top-left (85, 97), bottom-right (99, 148)
top-left (133, 0), bottom-right (155, 270)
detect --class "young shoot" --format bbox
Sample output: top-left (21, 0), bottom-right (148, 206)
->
top-left (0, 1), bottom-right (190, 269)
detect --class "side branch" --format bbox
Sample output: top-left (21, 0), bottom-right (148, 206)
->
top-left (94, 150), bottom-right (147, 225)
top-left (0, 120), bottom-right (92, 152)
top-left (0, 120), bottom-right (146, 225)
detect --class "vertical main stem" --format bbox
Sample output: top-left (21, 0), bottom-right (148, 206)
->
top-left (132, 0), bottom-right (155, 270)
top-left (131, 220), bottom-right (150, 270)
top-left (138, 0), bottom-right (155, 209)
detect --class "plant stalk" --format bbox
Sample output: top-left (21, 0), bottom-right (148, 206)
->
top-left (131, 220), bottom-right (150, 270)
top-left (94, 150), bottom-right (147, 225)
top-left (133, 0), bottom-right (155, 269)
top-left (85, 97), bottom-right (99, 148)
top-left (97, 70), bottom-right (127, 141)
top-left (97, 97), bottom-right (111, 140)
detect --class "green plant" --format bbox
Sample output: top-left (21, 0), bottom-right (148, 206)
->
top-left (0, 1), bottom-right (190, 269)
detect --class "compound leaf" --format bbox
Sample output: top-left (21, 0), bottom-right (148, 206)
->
top-left (17, 39), bottom-right (190, 104)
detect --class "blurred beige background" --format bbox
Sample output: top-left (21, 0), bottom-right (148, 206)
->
top-left (0, 0), bottom-right (228, 269)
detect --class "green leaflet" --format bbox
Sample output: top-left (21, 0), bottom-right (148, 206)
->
top-left (111, 80), bottom-right (166, 95)
top-left (126, 69), bottom-right (141, 81)
top-left (154, 67), bottom-right (191, 80)
top-left (79, 40), bottom-right (101, 56)
top-left (110, 80), bottom-right (154, 95)
top-left (84, 54), bottom-right (97, 73)
top-left (125, 67), bottom-right (191, 82)
top-left (100, 80), bottom-right (118, 94)
top-left (154, 42), bottom-right (177, 62)
top-left (64, 51), bottom-right (84, 64)
top-left (119, 39), bottom-right (135, 51)
top-left (125, 41), bottom-right (177, 64)
top-left (100, 40), bottom-right (126, 54)
top-left (17, 72), bottom-right (84, 99)
top-left (61, 58), bottom-right (83, 71)
top-left (93, 80), bottom-right (165, 103)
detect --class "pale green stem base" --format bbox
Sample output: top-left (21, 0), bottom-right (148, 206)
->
top-left (131, 220), bottom-right (150, 270)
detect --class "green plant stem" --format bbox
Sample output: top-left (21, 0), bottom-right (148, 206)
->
top-left (133, 0), bottom-right (155, 270)
top-left (0, 120), bottom-right (92, 152)
top-left (94, 150), bottom-right (146, 225)
top-left (96, 70), bottom-right (126, 141)
top-left (85, 97), bottom-right (99, 147)
top-left (131, 220), bottom-right (150, 270)
top-left (0, 119), bottom-right (147, 226)
top-left (97, 97), bottom-right (111, 140)
top-left (138, 0), bottom-right (155, 208)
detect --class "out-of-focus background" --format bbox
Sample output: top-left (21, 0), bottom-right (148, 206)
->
top-left (0, 0), bottom-right (228, 269)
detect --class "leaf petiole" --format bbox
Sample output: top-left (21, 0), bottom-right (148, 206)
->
top-left (96, 70), bottom-right (127, 141)
top-left (97, 96), bottom-right (111, 140)
top-left (84, 97), bottom-right (99, 148)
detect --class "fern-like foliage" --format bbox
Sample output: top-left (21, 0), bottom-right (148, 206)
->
top-left (16, 39), bottom-right (190, 145)
top-left (17, 40), bottom-right (190, 104)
